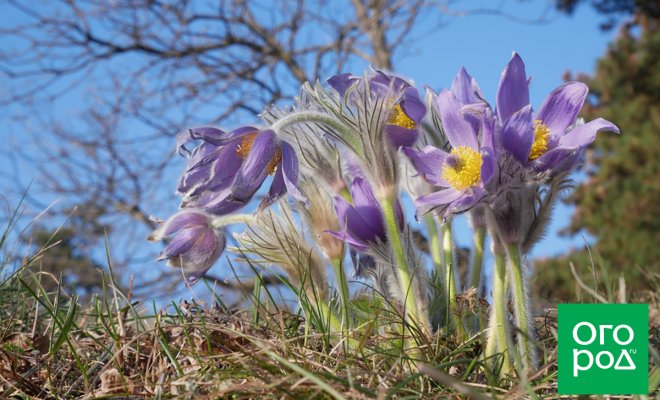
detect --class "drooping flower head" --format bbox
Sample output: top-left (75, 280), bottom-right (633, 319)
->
top-left (496, 53), bottom-right (620, 174)
top-left (404, 68), bottom-right (496, 217)
top-left (148, 209), bottom-right (226, 285)
top-left (262, 104), bottom-right (348, 196)
top-left (327, 70), bottom-right (426, 148)
top-left (327, 176), bottom-right (403, 253)
top-left (176, 126), bottom-right (305, 215)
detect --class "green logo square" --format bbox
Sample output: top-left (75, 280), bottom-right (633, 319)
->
top-left (558, 304), bottom-right (648, 395)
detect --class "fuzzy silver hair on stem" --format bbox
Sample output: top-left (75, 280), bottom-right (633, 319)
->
top-left (232, 202), bottom-right (328, 302)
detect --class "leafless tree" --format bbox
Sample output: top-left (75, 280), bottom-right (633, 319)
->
top-left (0, 0), bottom-right (552, 296)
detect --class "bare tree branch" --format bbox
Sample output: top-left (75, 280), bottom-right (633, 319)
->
top-left (0, 0), bottom-right (556, 296)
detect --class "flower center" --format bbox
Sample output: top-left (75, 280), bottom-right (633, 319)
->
top-left (236, 133), bottom-right (282, 175)
top-left (441, 146), bottom-right (482, 191)
top-left (387, 103), bottom-right (416, 130)
top-left (529, 120), bottom-right (550, 161)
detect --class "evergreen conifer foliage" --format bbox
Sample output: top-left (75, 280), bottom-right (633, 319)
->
top-left (537, 16), bottom-right (660, 298)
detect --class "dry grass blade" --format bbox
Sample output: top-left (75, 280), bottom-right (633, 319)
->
top-left (419, 364), bottom-right (492, 400)
top-left (569, 262), bottom-right (608, 303)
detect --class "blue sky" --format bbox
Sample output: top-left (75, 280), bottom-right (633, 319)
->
top-left (0, 1), bottom-right (620, 294)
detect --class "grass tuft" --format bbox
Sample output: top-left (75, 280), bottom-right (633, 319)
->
top-left (0, 217), bottom-right (657, 398)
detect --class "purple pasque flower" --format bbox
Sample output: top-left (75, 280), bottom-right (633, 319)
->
top-left (496, 53), bottom-right (620, 172)
top-left (403, 87), bottom-right (496, 217)
top-left (176, 126), bottom-right (305, 215)
top-left (149, 209), bottom-right (226, 285)
top-left (327, 176), bottom-right (403, 252)
top-left (327, 70), bottom-right (426, 148)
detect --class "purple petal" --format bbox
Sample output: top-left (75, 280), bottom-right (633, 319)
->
top-left (230, 130), bottom-right (277, 202)
top-left (189, 126), bottom-right (227, 141)
top-left (179, 144), bottom-right (243, 197)
top-left (400, 87), bottom-right (426, 122)
top-left (368, 79), bottom-right (391, 98)
top-left (177, 152), bottom-right (219, 194)
top-left (183, 228), bottom-right (223, 266)
top-left (481, 109), bottom-right (496, 150)
top-left (160, 226), bottom-right (206, 260)
top-left (333, 194), bottom-right (382, 245)
top-left (537, 82), bottom-right (588, 135)
top-left (550, 148), bottom-right (584, 174)
top-left (178, 142), bottom-right (219, 175)
top-left (192, 188), bottom-right (248, 215)
top-left (326, 230), bottom-right (369, 252)
top-left (460, 101), bottom-right (490, 134)
top-left (451, 67), bottom-right (484, 105)
top-left (414, 188), bottom-right (463, 215)
top-left (480, 148), bottom-right (497, 185)
top-left (386, 125), bottom-right (418, 148)
top-left (185, 267), bottom-right (212, 285)
top-left (177, 126), bottom-right (256, 156)
top-left (176, 127), bottom-right (224, 155)
top-left (459, 102), bottom-right (489, 118)
top-left (434, 90), bottom-right (479, 150)
top-left (372, 70), bottom-right (412, 92)
top-left (449, 187), bottom-right (486, 214)
top-left (229, 126), bottom-right (260, 137)
top-left (350, 177), bottom-right (386, 238)
top-left (258, 141), bottom-right (306, 210)
top-left (191, 126), bottom-right (256, 145)
top-left (163, 211), bottom-right (208, 235)
top-left (184, 231), bottom-right (226, 285)
top-left (416, 188), bottom-right (464, 206)
top-left (327, 73), bottom-right (356, 97)
top-left (402, 146), bottom-right (450, 186)
top-left (150, 210), bottom-right (208, 242)
top-left (260, 166), bottom-right (285, 212)
top-left (532, 147), bottom-right (576, 172)
top-left (280, 142), bottom-right (307, 204)
top-left (557, 118), bottom-right (620, 149)
top-left (205, 146), bottom-right (243, 190)
top-left (496, 53), bottom-right (530, 122)
top-left (501, 105), bottom-right (534, 164)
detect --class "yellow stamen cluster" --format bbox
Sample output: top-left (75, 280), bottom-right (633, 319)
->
top-left (529, 120), bottom-right (550, 161)
top-left (387, 103), bottom-right (416, 130)
top-left (441, 146), bottom-right (483, 191)
top-left (236, 133), bottom-right (282, 175)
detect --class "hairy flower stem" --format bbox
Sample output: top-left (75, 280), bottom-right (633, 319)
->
top-left (425, 216), bottom-right (446, 330)
top-left (469, 227), bottom-right (487, 331)
top-left (441, 222), bottom-right (466, 338)
top-left (507, 243), bottom-right (536, 372)
top-left (271, 111), bottom-right (362, 152)
top-left (469, 227), bottom-right (486, 293)
top-left (425, 216), bottom-right (442, 268)
top-left (380, 197), bottom-right (430, 342)
top-left (425, 215), bottom-right (444, 289)
top-left (331, 257), bottom-right (351, 335)
top-left (210, 213), bottom-right (256, 229)
top-left (485, 253), bottom-right (512, 375)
